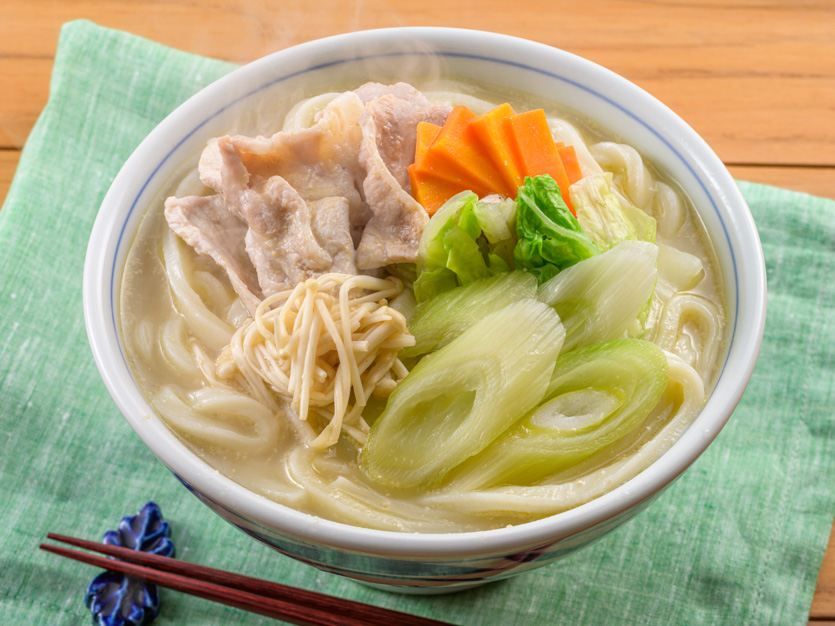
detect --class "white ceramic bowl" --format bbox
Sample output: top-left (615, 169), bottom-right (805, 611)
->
top-left (83, 27), bottom-right (767, 593)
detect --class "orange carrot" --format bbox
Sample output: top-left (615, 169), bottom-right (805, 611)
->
top-left (468, 103), bottom-right (522, 195)
top-left (556, 145), bottom-right (583, 214)
top-left (506, 109), bottom-right (561, 176)
top-left (408, 165), bottom-right (462, 215)
top-left (412, 106), bottom-right (500, 196)
top-left (408, 104), bottom-right (584, 214)
top-left (414, 121), bottom-right (442, 169)
top-left (507, 109), bottom-right (575, 213)
top-left (558, 144), bottom-right (583, 185)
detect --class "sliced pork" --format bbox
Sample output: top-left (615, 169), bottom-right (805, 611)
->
top-left (199, 92), bottom-right (370, 243)
top-left (309, 196), bottom-right (357, 276)
top-left (163, 194), bottom-right (263, 315)
top-left (217, 137), bottom-right (334, 295)
top-left (354, 93), bottom-right (452, 269)
top-left (167, 83), bottom-right (456, 306)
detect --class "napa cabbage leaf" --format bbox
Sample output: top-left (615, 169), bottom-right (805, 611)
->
top-left (513, 174), bottom-right (600, 283)
top-left (571, 172), bottom-right (656, 251)
top-left (413, 192), bottom-right (517, 302)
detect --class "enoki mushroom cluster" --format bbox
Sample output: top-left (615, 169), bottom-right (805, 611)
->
top-left (217, 274), bottom-right (414, 449)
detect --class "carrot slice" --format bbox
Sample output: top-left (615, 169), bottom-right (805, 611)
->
top-left (413, 106), bottom-right (501, 196)
top-left (409, 105), bottom-right (583, 213)
top-left (507, 109), bottom-right (575, 212)
top-left (558, 144), bottom-right (583, 185)
top-left (408, 165), bottom-right (462, 214)
top-left (414, 121), bottom-right (442, 169)
top-left (468, 103), bottom-right (522, 195)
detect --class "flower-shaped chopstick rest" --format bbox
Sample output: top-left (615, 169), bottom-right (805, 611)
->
top-left (84, 502), bottom-right (175, 626)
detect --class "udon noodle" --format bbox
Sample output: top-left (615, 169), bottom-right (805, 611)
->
top-left (120, 80), bottom-right (725, 532)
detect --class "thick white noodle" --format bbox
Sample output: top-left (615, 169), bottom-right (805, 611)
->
top-left (159, 317), bottom-right (202, 379)
top-left (173, 166), bottom-right (207, 198)
top-left (282, 92), bottom-right (341, 131)
top-left (548, 119), bottom-right (603, 178)
top-left (421, 91), bottom-right (496, 114)
top-left (193, 270), bottom-right (233, 314)
top-left (589, 140), bottom-right (687, 238)
top-left (652, 181), bottom-right (687, 239)
top-left (657, 244), bottom-right (705, 292)
top-left (284, 447), bottom-right (464, 532)
top-left (155, 222), bottom-right (285, 452)
top-left (161, 228), bottom-right (234, 352)
top-left (224, 298), bottom-right (250, 329)
top-left (590, 142), bottom-right (655, 209)
top-left (130, 318), bottom-right (155, 368)
top-left (152, 385), bottom-right (280, 452)
top-left (649, 294), bottom-right (723, 386)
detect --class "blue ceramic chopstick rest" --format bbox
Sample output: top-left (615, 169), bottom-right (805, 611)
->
top-left (84, 502), bottom-right (175, 626)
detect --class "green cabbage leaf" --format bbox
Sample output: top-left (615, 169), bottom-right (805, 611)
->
top-left (513, 175), bottom-right (600, 283)
top-left (413, 192), bottom-right (516, 303)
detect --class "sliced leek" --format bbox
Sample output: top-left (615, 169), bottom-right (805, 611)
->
top-left (401, 270), bottom-right (538, 358)
top-left (538, 240), bottom-right (658, 352)
top-left (447, 338), bottom-right (669, 490)
top-left (361, 299), bottom-right (565, 490)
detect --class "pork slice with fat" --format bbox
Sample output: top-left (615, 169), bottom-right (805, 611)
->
top-left (216, 137), bottom-right (334, 296)
top-left (354, 93), bottom-right (452, 269)
top-left (309, 196), bottom-right (357, 276)
top-left (199, 92), bottom-right (370, 242)
top-left (354, 81), bottom-right (435, 107)
top-left (164, 194), bottom-right (264, 315)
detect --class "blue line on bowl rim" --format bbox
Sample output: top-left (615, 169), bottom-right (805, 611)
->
top-left (110, 49), bottom-right (739, 384)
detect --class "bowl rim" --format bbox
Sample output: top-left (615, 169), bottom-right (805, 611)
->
top-left (83, 26), bottom-right (767, 558)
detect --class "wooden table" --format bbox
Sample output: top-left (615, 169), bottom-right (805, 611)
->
top-left (1, 1), bottom-right (832, 622)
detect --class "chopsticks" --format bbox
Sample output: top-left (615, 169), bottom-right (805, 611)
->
top-left (40, 533), bottom-right (453, 626)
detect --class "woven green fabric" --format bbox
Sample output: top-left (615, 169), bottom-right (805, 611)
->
top-left (1, 20), bottom-right (833, 625)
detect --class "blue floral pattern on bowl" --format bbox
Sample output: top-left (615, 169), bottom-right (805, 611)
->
top-left (84, 502), bottom-right (175, 626)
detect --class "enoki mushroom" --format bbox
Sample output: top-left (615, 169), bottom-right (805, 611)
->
top-left (216, 274), bottom-right (414, 449)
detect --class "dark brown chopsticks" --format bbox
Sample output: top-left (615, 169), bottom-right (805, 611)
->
top-left (40, 533), bottom-right (453, 626)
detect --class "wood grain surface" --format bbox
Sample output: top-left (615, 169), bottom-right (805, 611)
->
top-left (1, 1), bottom-right (832, 622)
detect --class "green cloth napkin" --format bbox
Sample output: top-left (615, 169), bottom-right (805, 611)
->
top-left (1, 20), bottom-right (833, 625)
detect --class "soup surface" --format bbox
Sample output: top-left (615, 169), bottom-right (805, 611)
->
top-left (120, 79), bottom-right (725, 532)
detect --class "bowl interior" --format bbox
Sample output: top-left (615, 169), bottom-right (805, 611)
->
top-left (84, 27), bottom-right (766, 557)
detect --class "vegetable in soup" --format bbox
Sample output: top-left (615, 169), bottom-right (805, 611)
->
top-left (119, 81), bottom-right (724, 532)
